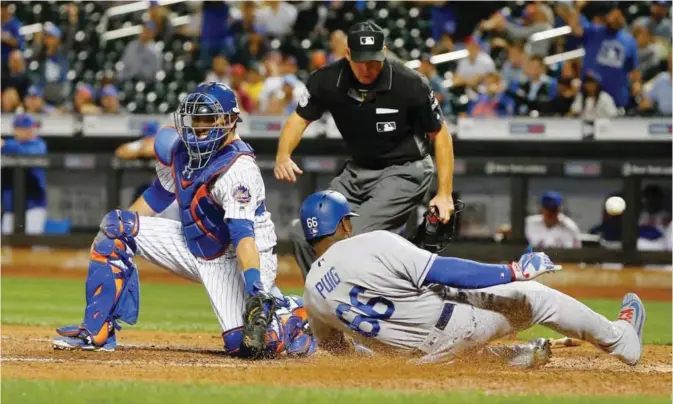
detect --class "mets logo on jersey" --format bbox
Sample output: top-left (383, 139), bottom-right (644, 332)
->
top-left (232, 183), bottom-right (251, 205)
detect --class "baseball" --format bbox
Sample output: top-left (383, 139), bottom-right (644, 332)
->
top-left (605, 196), bottom-right (626, 216)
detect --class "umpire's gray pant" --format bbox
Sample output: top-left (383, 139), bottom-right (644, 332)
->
top-left (290, 155), bottom-right (434, 278)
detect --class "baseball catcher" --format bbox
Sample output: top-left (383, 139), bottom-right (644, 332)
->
top-left (52, 82), bottom-right (315, 359)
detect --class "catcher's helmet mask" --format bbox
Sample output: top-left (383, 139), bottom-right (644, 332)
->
top-left (174, 82), bottom-right (242, 170)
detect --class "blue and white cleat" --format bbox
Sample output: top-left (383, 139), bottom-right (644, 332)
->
top-left (52, 335), bottom-right (117, 352)
top-left (616, 293), bottom-right (646, 365)
top-left (618, 293), bottom-right (646, 345)
top-left (52, 325), bottom-right (117, 352)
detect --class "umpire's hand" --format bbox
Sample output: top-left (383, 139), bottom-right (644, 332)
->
top-left (274, 155), bottom-right (304, 183)
top-left (429, 193), bottom-right (455, 224)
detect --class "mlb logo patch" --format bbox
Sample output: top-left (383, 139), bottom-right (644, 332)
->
top-left (376, 122), bottom-right (396, 132)
top-left (360, 36), bottom-right (375, 45)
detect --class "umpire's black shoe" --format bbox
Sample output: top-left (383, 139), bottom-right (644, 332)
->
top-left (242, 292), bottom-right (275, 359)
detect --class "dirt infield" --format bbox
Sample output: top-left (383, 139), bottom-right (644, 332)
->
top-left (2, 325), bottom-right (671, 396)
top-left (2, 248), bottom-right (672, 396)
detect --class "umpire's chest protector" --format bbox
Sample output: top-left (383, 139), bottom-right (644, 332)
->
top-left (159, 134), bottom-right (255, 259)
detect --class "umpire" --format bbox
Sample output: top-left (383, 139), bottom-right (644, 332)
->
top-left (274, 21), bottom-right (456, 277)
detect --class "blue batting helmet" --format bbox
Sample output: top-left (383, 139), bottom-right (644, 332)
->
top-left (174, 82), bottom-right (242, 169)
top-left (300, 191), bottom-right (358, 240)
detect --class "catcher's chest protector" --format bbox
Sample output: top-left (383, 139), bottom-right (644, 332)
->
top-left (172, 140), bottom-right (255, 259)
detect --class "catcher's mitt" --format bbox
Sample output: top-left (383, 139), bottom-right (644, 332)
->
top-left (410, 200), bottom-right (465, 253)
top-left (242, 291), bottom-right (276, 359)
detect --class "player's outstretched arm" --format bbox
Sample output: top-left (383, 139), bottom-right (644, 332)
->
top-left (381, 231), bottom-right (561, 290)
top-left (423, 256), bottom-right (514, 289)
top-left (423, 252), bottom-right (562, 289)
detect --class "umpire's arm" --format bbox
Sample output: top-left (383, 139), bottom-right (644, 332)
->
top-left (430, 122), bottom-right (455, 220)
top-left (415, 77), bottom-right (455, 222)
top-left (275, 72), bottom-right (326, 183)
top-left (274, 112), bottom-right (309, 183)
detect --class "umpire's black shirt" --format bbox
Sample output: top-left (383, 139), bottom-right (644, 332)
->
top-left (295, 58), bottom-right (445, 170)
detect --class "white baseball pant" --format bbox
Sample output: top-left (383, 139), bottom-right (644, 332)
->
top-left (423, 281), bottom-right (641, 365)
top-left (134, 216), bottom-right (277, 332)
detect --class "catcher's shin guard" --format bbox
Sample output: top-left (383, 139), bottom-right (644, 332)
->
top-left (59, 210), bottom-right (141, 347)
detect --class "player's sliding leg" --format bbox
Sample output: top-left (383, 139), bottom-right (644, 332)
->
top-left (448, 282), bottom-right (645, 365)
top-left (52, 210), bottom-right (141, 351)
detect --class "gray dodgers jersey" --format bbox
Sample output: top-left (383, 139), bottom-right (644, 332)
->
top-left (303, 231), bottom-right (446, 351)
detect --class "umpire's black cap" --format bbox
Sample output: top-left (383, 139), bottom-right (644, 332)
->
top-left (347, 21), bottom-right (386, 62)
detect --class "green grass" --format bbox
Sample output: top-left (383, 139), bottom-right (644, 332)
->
top-left (2, 380), bottom-right (669, 404)
top-left (2, 276), bottom-right (670, 344)
top-left (1, 276), bottom-right (302, 332)
top-left (2, 276), bottom-right (670, 403)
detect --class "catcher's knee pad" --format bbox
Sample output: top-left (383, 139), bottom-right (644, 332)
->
top-left (81, 210), bottom-right (141, 345)
top-left (100, 209), bottom-right (139, 248)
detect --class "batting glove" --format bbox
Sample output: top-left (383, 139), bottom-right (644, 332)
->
top-left (509, 251), bottom-right (562, 281)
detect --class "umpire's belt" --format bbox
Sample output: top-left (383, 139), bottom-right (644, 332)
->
top-left (416, 302), bottom-right (455, 355)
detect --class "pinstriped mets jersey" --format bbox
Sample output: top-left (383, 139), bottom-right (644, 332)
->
top-left (154, 154), bottom-right (277, 254)
top-left (133, 152), bottom-right (278, 333)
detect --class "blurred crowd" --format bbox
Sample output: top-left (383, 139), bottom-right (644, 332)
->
top-left (1, 1), bottom-right (670, 118)
top-left (1, 0), bottom-right (349, 116)
top-left (430, 1), bottom-right (672, 118)
top-left (2, 1), bottom-right (671, 248)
